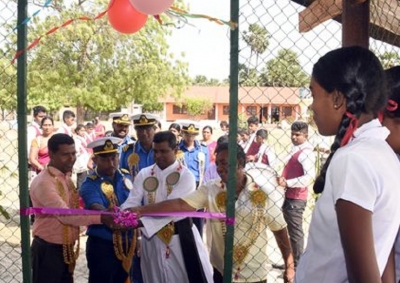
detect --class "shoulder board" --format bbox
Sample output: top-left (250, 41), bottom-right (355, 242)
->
top-left (120, 168), bottom-right (130, 174)
top-left (87, 174), bottom-right (98, 181)
top-left (176, 150), bottom-right (185, 159)
top-left (122, 143), bottom-right (134, 152)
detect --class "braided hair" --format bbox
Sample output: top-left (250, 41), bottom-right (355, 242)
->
top-left (313, 46), bottom-right (387, 193)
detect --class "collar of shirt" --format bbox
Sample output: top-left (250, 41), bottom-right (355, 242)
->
top-left (136, 141), bottom-right (153, 153)
top-left (179, 140), bottom-right (201, 151)
top-left (47, 166), bottom-right (71, 180)
top-left (153, 160), bottom-right (180, 175)
top-left (351, 118), bottom-right (389, 142)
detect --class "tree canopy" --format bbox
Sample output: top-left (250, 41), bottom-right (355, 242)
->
top-left (3, 0), bottom-right (189, 122)
top-left (260, 48), bottom-right (309, 87)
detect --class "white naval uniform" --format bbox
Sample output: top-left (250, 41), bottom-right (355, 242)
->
top-left (121, 160), bottom-right (213, 283)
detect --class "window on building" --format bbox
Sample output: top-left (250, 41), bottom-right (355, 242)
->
top-left (282, 106), bottom-right (293, 117)
top-left (172, 105), bottom-right (187, 114)
top-left (246, 106), bottom-right (257, 116)
top-left (222, 105), bottom-right (229, 115)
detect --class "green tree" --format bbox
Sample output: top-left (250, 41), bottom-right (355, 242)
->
top-left (0, 59), bottom-right (17, 120)
top-left (192, 75), bottom-right (220, 86)
top-left (238, 63), bottom-right (261, 86)
top-left (260, 48), bottom-right (309, 87)
top-left (5, 0), bottom-right (189, 123)
top-left (376, 51), bottom-right (400, 69)
top-left (185, 97), bottom-right (213, 118)
top-left (242, 23), bottom-right (270, 67)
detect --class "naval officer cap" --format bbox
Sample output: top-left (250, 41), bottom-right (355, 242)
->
top-left (181, 121), bottom-right (200, 135)
top-left (131, 113), bottom-right (158, 128)
top-left (109, 112), bottom-right (131, 126)
top-left (87, 137), bottom-right (122, 155)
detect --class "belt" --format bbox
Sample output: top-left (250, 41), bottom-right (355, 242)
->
top-left (173, 218), bottom-right (193, 235)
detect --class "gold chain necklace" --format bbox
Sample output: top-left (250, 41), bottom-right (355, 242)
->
top-left (99, 176), bottom-right (135, 282)
top-left (47, 167), bottom-right (80, 273)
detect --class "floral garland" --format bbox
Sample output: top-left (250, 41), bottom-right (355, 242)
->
top-left (215, 176), bottom-right (268, 280)
top-left (99, 177), bottom-right (136, 282)
top-left (47, 167), bottom-right (80, 273)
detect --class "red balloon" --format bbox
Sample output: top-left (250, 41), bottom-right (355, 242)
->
top-left (108, 0), bottom-right (148, 34)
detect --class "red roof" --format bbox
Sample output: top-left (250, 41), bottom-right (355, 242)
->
top-left (160, 86), bottom-right (301, 105)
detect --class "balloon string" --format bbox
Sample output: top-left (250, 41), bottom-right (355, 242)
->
top-left (11, 9), bottom-right (109, 64)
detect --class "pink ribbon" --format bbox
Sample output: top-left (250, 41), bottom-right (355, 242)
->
top-left (20, 207), bottom-right (227, 220)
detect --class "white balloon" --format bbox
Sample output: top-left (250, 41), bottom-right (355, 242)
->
top-left (129, 0), bottom-right (175, 15)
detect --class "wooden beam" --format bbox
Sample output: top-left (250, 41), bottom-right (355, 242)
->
top-left (370, 0), bottom-right (400, 47)
top-left (299, 0), bottom-right (343, 33)
top-left (342, 0), bottom-right (369, 47)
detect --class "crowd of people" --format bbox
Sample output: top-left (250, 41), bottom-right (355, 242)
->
top-left (26, 46), bottom-right (400, 283)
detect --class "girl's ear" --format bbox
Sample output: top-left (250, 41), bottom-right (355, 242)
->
top-left (332, 90), bottom-right (346, 111)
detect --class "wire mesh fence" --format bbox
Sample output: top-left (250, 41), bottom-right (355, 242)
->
top-left (1, 0), bottom-right (400, 282)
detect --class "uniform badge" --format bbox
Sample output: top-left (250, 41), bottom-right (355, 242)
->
top-left (166, 172), bottom-right (180, 186)
top-left (128, 153), bottom-right (140, 168)
top-left (143, 177), bottom-right (159, 192)
top-left (124, 178), bottom-right (133, 190)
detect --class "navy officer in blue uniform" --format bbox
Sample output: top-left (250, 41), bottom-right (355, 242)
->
top-left (80, 137), bottom-right (135, 283)
top-left (106, 112), bottom-right (135, 153)
top-left (119, 113), bottom-right (159, 180)
top-left (178, 121), bottom-right (210, 237)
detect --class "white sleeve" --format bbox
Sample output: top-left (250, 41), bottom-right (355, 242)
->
top-left (286, 149), bottom-right (316, 188)
top-left (266, 146), bottom-right (277, 167)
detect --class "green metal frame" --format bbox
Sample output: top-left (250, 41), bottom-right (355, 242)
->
top-left (17, 0), bottom-right (32, 282)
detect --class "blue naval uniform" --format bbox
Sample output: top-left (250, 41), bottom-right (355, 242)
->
top-left (118, 141), bottom-right (154, 283)
top-left (178, 140), bottom-right (210, 183)
top-left (79, 169), bottom-right (134, 283)
top-left (119, 141), bottom-right (155, 178)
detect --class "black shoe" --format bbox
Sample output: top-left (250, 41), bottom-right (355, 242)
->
top-left (272, 263), bottom-right (285, 270)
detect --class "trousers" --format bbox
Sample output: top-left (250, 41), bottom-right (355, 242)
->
top-left (282, 198), bottom-right (307, 267)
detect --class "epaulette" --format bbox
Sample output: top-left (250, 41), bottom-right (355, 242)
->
top-left (120, 168), bottom-right (130, 175)
top-left (176, 150), bottom-right (185, 159)
top-left (122, 143), bottom-right (134, 152)
top-left (87, 174), bottom-right (98, 181)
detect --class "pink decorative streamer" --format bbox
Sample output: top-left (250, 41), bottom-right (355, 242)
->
top-left (20, 207), bottom-right (227, 220)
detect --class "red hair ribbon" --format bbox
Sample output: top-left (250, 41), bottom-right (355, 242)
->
top-left (387, 99), bottom-right (398, 112)
top-left (340, 112), bottom-right (359, 147)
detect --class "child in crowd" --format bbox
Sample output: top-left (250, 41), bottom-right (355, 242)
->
top-left (294, 47), bottom-right (400, 282)
top-left (247, 129), bottom-right (276, 167)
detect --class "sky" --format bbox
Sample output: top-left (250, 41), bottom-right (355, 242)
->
top-left (167, 0), bottom-right (343, 81)
top-left (167, 0), bottom-right (399, 81)
top-left (1, 0), bottom-right (398, 81)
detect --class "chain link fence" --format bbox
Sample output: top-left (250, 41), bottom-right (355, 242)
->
top-left (0, 1), bottom-right (24, 282)
top-left (1, 0), bottom-right (400, 282)
top-left (232, 0), bottom-right (400, 282)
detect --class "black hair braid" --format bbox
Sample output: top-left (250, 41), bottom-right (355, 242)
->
top-left (313, 114), bottom-right (351, 193)
top-left (313, 86), bottom-right (365, 194)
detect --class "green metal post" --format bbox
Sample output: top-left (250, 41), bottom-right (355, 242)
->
top-left (17, 0), bottom-right (32, 282)
top-left (223, 0), bottom-right (239, 282)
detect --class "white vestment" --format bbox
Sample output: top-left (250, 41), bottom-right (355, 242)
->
top-left (121, 160), bottom-right (213, 283)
